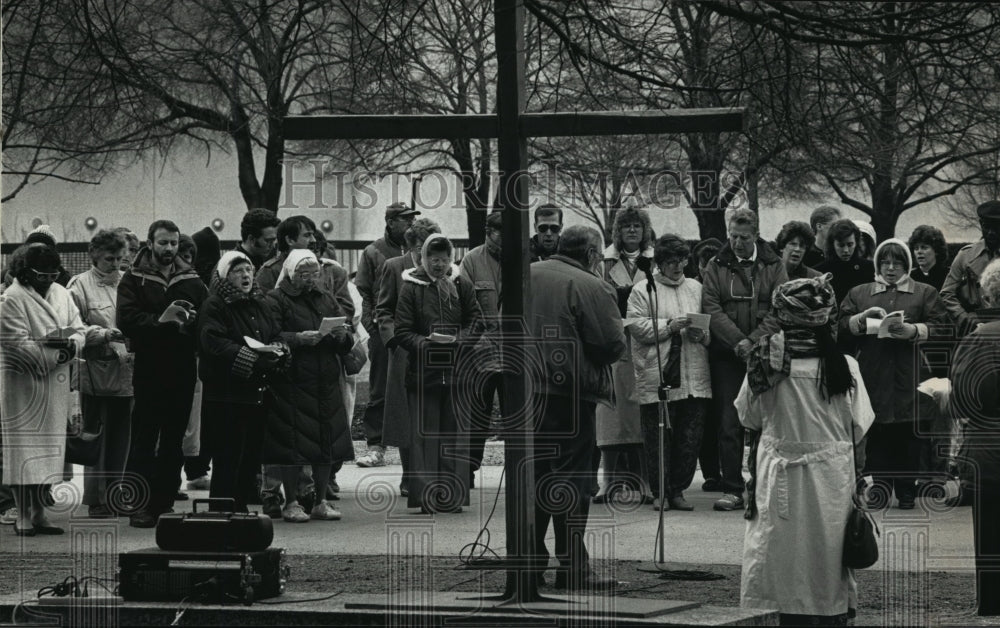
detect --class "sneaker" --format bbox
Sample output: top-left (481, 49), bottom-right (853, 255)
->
top-left (0, 507), bottom-right (17, 525)
top-left (281, 502), bottom-right (310, 523)
top-left (310, 501), bottom-right (342, 520)
top-left (356, 446), bottom-right (386, 468)
top-left (713, 493), bottom-right (745, 512)
top-left (187, 475), bottom-right (211, 490)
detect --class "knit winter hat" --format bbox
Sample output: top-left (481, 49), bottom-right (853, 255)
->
top-left (25, 224), bottom-right (57, 247)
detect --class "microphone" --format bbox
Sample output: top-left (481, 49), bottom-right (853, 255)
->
top-left (636, 256), bottom-right (655, 284)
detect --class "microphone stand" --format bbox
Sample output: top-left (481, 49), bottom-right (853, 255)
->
top-left (636, 267), bottom-right (723, 581)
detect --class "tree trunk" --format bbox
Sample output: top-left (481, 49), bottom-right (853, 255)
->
top-left (453, 138), bottom-right (491, 247)
top-left (231, 103), bottom-right (266, 210)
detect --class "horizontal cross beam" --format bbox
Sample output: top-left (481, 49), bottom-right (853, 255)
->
top-left (284, 108), bottom-right (745, 140)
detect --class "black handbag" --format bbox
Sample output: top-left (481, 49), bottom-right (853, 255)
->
top-left (844, 423), bottom-right (880, 569)
top-left (341, 336), bottom-right (368, 376)
top-left (66, 410), bottom-right (102, 466)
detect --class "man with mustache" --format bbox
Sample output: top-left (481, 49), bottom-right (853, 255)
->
top-left (117, 220), bottom-right (208, 528)
top-left (941, 201), bottom-right (1000, 336)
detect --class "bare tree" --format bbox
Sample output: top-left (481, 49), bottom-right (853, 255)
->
top-left (525, 0), bottom-right (802, 241)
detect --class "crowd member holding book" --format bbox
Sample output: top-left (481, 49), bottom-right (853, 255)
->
top-left (1, 244), bottom-right (103, 535)
top-left (198, 252), bottom-right (288, 512)
top-left (626, 234), bottom-right (711, 511)
top-left (391, 234), bottom-right (482, 514)
top-left (839, 239), bottom-right (949, 509)
top-left (67, 230), bottom-right (133, 519)
top-left (117, 220), bottom-right (208, 528)
top-left (378, 218), bottom-right (442, 498)
top-left (264, 250), bottom-right (355, 523)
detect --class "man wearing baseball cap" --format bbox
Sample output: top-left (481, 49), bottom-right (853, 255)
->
top-left (355, 202), bottom-right (419, 467)
top-left (941, 200), bottom-right (1000, 335)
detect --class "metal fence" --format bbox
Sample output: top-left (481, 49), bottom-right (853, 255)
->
top-left (1, 239), bottom-right (471, 279)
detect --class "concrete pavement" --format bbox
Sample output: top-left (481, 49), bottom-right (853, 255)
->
top-left (0, 459), bottom-right (977, 574)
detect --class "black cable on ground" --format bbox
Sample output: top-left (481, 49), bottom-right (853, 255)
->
top-left (457, 466), bottom-right (506, 567)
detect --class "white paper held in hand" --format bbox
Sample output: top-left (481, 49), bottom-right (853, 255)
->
top-left (243, 336), bottom-right (283, 354)
top-left (318, 316), bottom-right (347, 335)
top-left (686, 312), bottom-right (711, 331)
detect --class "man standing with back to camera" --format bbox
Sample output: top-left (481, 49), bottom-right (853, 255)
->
top-left (530, 225), bottom-right (626, 591)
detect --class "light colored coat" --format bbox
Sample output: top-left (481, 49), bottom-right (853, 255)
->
top-left (626, 276), bottom-right (712, 404)
top-left (67, 268), bottom-right (133, 397)
top-left (735, 356), bottom-right (875, 617)
top-left (0, 281), bottom-right (89, 485)
top-left (596, 244), bottom-right (653, 446)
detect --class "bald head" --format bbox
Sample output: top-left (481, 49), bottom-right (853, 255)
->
top-left (558, 225), bottom-right (603, 268)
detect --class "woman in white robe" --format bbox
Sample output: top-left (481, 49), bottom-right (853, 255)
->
top-left (735, 274), bottom-right (875, 625)
top-left (1, 245), bottom-right (99, 535)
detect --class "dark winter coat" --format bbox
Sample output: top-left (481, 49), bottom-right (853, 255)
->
top-left (256, 252), bottom-right (355, 321)
top-left (375, 253), bottom-right (416, 345)
top-left (198, 285), bottom-right (285, 407)
top-left (816, 256), bottom-right (875, 306)
top-left (263, 281), bottom-right (354, 465)
top-left (910, 263), bottom-right (948, 293)
top-left (356, 231), bottom-right (407, 334)
top-left (701, 239), bottom-right (788, 354)
top-left (528, 255), bottom-right (626, 407)
top-left (839, 276), bottom-right (950, 423)
top-left (392, 266), bottom-right (482, 389)
top-left (116, 247), bottom-right (208, 387)
top-left (951, 316), bottom-right (1000, 489)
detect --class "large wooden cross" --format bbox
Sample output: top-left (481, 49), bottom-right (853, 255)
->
top-left (285, 0), bottom-right (744, 605)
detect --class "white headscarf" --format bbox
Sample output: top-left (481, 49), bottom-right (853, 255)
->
top-left (873, 237), bottom-right (913, 285)
top-left (214, 251), bottom-right (253, 283)
top-left (276, 249), bottom-right (319, 287)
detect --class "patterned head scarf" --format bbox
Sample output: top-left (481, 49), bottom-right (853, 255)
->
top-left (772, 273), bottom-right (837, 329)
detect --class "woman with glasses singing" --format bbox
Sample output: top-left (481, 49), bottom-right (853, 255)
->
top-left (627, 234), bottom-right (712, 511)
top-left (593, 207), bottom-right (657, 505)
top-left (839, 239), bottom-right (949, 510)
top-left (1, 245), bottom-right (104, 535)
top-left (263, 250), bottom-right (355, 523)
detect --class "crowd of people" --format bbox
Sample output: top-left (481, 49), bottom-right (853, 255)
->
top-left (2, 199), bottom-right (1000, 620)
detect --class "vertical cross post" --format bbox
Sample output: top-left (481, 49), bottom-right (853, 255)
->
top-left (494, 0), bottom-right (537, 603)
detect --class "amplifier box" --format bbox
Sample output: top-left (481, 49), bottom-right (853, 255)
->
top-left (119, 547), bottom-right (287, 605)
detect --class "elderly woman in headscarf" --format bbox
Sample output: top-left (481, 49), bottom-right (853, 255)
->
top-left (391, 234), bottom-right (482, 514)
top-left (1, 245), bottom-right (105, 535)
top-left (264, 250), bottom-right (355, 522)
top-left (839, 238), bottom-right (950, 510)
top-left (66, 230), bottom-right (132, 519)
top-left (197, 251), bottom-right (288, 512)
top-left (594, 206), bottom-right (656, 504)
top-left (736, 275), bottom-right (874, 626)
top-left (378, 218), bottom-right (442, 498)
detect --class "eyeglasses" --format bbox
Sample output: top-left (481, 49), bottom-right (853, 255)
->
top-left (29, 269), bottom-right (60, 281)
top-left (537, 224), bottom-right (561, 234)
top-left (730, 275), bottom-right (757, 302)
top-left (879, 260), bottom-right (905, 269)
